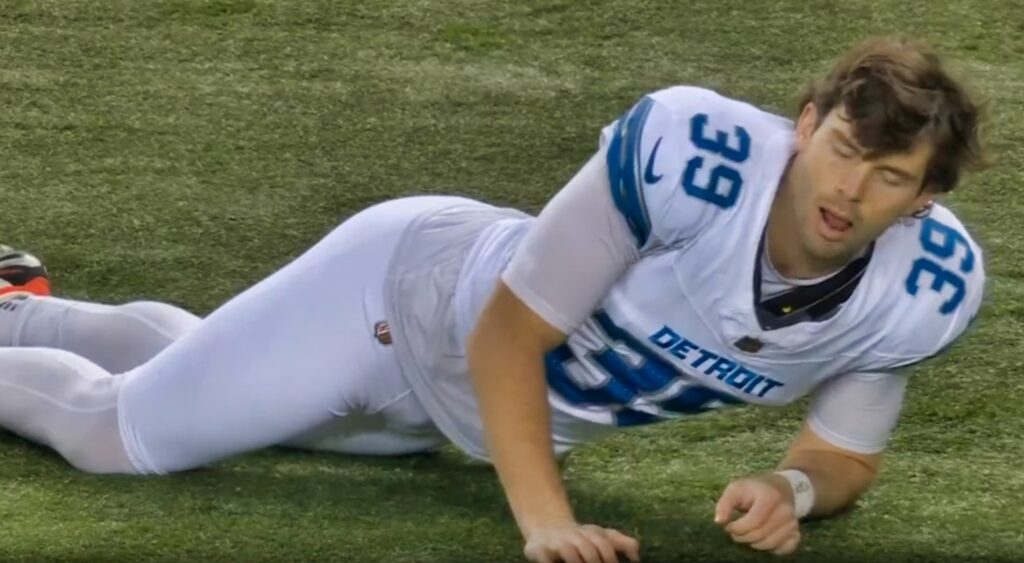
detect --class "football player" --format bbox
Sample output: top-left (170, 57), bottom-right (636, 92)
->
top-left (0, 36), bottom-right (990, 561)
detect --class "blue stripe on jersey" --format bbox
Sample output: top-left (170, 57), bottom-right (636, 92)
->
top-left (544, 310), bottom-right (742, 427)
top-left (606, 97), bottom-right (656, 248)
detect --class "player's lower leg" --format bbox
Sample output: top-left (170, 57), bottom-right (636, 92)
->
top-left (0, 297), bottom-right (202, 373)
top-left (0, 245), bottom-right (202, 373)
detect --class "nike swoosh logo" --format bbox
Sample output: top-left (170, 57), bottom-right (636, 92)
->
top-left (644, 136), bottom-right (664, 184)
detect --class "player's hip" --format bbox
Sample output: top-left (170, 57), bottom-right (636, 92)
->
top-left (116, 195), bottom-right (493, 472)
top-left (378, 198), bottom-right (532, 459)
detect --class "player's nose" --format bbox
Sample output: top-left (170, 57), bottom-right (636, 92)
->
top-left (835, 164), bottom-right (870, 201)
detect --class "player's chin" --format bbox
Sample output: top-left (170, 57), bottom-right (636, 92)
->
top-left (802, 237), bottom-right (847, 263)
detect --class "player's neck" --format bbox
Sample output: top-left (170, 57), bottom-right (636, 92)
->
top-left (766, 176), bottom-right (855, 280)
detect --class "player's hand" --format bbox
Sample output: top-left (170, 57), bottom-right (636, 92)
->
top-left (713, 475), bottom-right (801, 555)
top-left (523, 519), bottom-right (641, 563)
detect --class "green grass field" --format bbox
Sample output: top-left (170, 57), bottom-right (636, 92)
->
top-left (0, 0), bottom-right (1021, 561)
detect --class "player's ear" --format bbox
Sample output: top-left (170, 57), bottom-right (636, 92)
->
top-left (907, 189), bottom-right (940, 218)
top-left (794, 103), bottom-right (819, 151)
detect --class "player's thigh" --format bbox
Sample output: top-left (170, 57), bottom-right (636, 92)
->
top-left (117, 196), bottom-right (471, 474)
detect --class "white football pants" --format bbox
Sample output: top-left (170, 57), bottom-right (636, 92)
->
top-left (0, 196), bottom-right (466, 474)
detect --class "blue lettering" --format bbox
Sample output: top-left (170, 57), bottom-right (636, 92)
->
top-left (726, 366), bottom-right (760, 390)
top-left (706, 357), bottom-right (736, 380)
top-left (649, 326), bottom-right (680, 349)
top-left (670, 338), bottom-right (700, 360)
top-left (755, 378), bottom-right (785, 398)
top-left (643, 325), bottom-right (788, 401)
top-left (690, 349), bottom-right (719, 370)
top-left (742, 374), bottom-right (765, 394)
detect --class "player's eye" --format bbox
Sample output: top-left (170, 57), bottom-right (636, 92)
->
top-left (880, 169), bottom-right (906, 186)
top-left (832, 142), bottom-right (857, 159)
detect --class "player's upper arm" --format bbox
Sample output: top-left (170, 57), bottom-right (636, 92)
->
top-left (805, 370), bottom-right (909, 456)
top-left (500, 146), bottom-right (640, 334)
top-left (501, 88), bottom-right (719, 334)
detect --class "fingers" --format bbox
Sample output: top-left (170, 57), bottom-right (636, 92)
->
top-left (714, 481), bottom-right (753, 524)
top-left (725, 491), bottom-right (777, 536)
top-left (578, 526), bottom-right (640, 563)
top-left (559, 546), bottom-right (585, 563)
top-left (524, 525), bottom-right (641, 563)
top-left (566, 539), bottom-right (597, 563)
top-left (773, 531), bottom-right (801, 555)
top-left (715, 478), bottom-right (802, 555)
top-left (731, 503), bottom-right (793, 544)
top-left (604, 529), bottom-right (642, 562)
top-left (750, 519), bottom-right (799, 551)
top-left (579, 527), bottom-right (618, 563)
top-left (528, 544), bottom-right (583, 563)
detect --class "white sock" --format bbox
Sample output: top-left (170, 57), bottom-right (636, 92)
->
top-left (0, 296), bottom-right (201, 373)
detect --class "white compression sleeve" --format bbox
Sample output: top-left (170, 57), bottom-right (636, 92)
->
top-left (501, 148), bottom-right (640, 334)
top-left (807, 371), bottom-right (909, 454)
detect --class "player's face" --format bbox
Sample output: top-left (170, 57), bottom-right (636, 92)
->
top-left (788, 103), bottom-right (935, 265)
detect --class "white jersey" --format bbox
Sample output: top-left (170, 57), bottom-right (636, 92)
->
top-left (387, 86), bottom-right (985, 461)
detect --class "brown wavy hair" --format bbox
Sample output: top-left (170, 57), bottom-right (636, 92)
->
top-left (798, 36), bottom-right (993, 193)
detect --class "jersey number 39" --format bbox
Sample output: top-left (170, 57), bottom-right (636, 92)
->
top-left (905, 217), bottom-right (974, 314)
top-left (682, 113), bottom-right (750, 209)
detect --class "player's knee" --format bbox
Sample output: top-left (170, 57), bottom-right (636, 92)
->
top-left (54, 379), bottom-right (140, 475)
top-left (75, 301), bottom-right (202, 372)
top-left (118, 300), bottom-right (201, 338)
top-left (58, 417), bottom-right (140, 475)
top-left (61, 437), bottom-right (138, 475)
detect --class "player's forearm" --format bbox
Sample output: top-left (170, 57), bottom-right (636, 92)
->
top-left (777, 449), bottom-right (877, 518)
top-left (467, 311), bottom-right (574, 537)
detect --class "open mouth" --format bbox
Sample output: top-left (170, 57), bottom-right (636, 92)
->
top-left (819, 207), bottom-right (852, 239)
